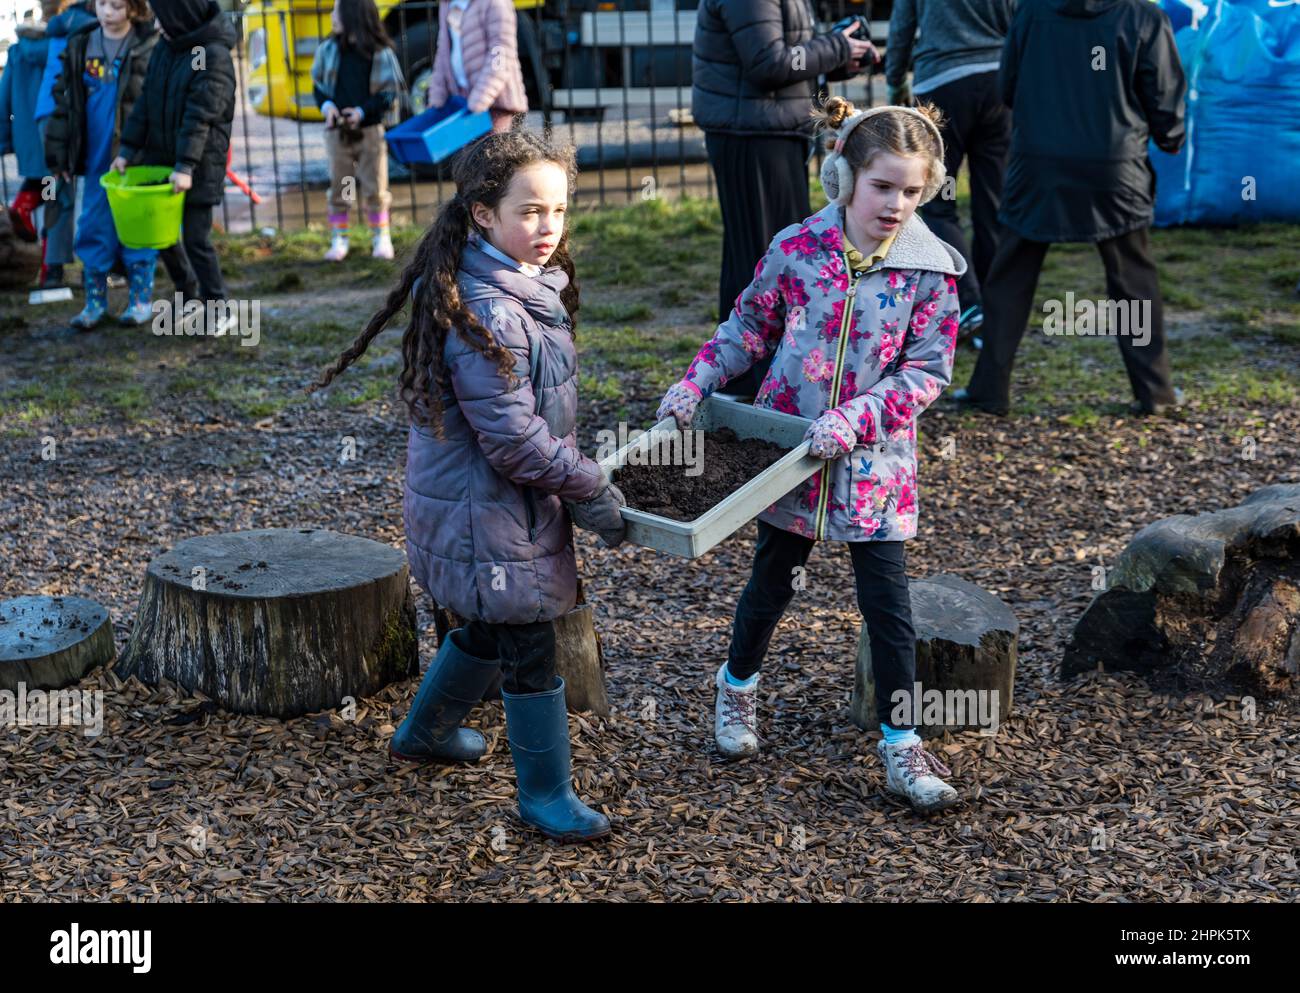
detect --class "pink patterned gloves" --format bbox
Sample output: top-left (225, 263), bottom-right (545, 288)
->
top-left (656, 381), bottom-right (704, 429)
top-left (804, 410), bottom-right (855, 459)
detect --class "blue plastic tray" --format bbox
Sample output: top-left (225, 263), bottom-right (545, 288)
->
top-left (384, 95), bottom-right (492, 166)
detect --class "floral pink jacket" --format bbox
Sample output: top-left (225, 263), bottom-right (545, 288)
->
top-left (681, 202), bottom-right (965, 542)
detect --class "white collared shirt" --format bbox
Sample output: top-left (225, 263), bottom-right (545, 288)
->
top-left (476, 233), bottom-right (543, 277)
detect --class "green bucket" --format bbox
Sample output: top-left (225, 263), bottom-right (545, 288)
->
top-left (100, 166), bottom-right (185, 249)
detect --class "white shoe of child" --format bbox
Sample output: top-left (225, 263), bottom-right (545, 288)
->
top-left (371, 230), bottom-right (394, 260)
top-left (324, 230), bottom-right (349, 262)
top-left (877, 738), bottom-right (960, 814)
top-left (212, 310), bottom-right (239, 336)
top-left (714, 662), bottom-right (760, 758)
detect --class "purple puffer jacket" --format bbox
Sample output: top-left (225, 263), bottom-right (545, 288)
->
top-left (403, 233), bottom-right (605, 624)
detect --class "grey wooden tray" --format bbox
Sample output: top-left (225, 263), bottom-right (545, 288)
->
top-left (598, 395), bottom-right (821, 558)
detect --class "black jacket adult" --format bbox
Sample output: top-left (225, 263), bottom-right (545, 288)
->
top-left (692, 0), bottom-right (855, 137)
top-left (997, 0), bottom-right (1186, 242)
top-left (44, 19), bottom-right (159, 178)
top-left (117, 0), bottom-right (236, 206)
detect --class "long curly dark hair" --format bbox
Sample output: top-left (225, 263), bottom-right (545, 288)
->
top-left (311, 125), bottom-right (581, 438)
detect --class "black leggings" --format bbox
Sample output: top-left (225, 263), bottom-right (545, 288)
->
top-left (727, 521), bottom-right (918, 729)
top-left (458, 619), bottom-right (557, 696)
top-left (160, 203), bottom-right (229, 302)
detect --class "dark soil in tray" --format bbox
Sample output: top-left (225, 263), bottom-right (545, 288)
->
top-left (615, 427), bottom-right (789, 521)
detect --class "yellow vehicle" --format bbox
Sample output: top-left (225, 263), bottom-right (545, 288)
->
top-left (244, 0), bottom-right (549, 122)
top-left (241, 0), bottom-right (879, 122)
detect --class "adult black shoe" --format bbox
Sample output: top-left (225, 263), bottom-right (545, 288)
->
top-left (1129, 387), bottom-right (1186, 418)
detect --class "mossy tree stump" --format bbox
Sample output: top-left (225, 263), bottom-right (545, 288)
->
top-left (1064, 483), bottom-right (1300, 696)
top-left (116, 529), bottom-right (418, 717)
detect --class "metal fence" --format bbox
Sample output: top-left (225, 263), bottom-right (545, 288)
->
top-left (1, 0), bottom-right (889, 234)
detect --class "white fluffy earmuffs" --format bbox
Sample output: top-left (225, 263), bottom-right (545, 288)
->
top-left (819, 106), bottom-right (947, 207)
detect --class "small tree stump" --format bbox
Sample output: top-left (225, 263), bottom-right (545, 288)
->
top-left (430, 577), bottom-right (609, 715)
top-left (0, 595), bottom-right (115, 692)
top-left (116, 529), bottom-right (418, 717)
top-left (851, 574), bottom-right (1018, 738)
top-left (1064, 483), bottom-right (1300, 696)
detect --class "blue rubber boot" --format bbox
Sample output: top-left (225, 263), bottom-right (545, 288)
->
top-left (389, 627), bottom-right (500, 764)
top-left (70, 270), bottom-right (108, 330)
top-left (119, 260), bottom-right (155, 326)
top-left (501, 677), bottom-right (611, 842)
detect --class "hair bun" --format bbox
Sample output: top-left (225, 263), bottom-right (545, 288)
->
top-left (812, 95), bottom-right (857, 149)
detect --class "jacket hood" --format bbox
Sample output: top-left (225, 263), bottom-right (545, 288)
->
top-left (1048, 0), bottom-right (1124, 17)
top-left (806, 202), bottom-right (968, 278)
top-left (157, 0), bottom-right (235, 50)
top-left (458, 232), bottom-right (572, 328)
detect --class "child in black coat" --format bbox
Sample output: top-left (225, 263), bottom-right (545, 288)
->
top-left (111, 0), bottom-right (236, 324)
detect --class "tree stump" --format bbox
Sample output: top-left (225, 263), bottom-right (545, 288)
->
top-left (1064, 483), bottom-right (1300, 696)
top-left (116, 529), bottom-right (418, 717)
top-left (0, 595), bottom-right (115, 692)
top-left (430, 576), bottom-right (609, 715)
top-left (851, 574), bottom-right (1018, 738)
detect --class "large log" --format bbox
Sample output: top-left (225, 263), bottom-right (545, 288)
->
top-left (116, 529), bottom-right (418, 717)
top-left (1064, 483), bottom-right (1300, 696)
top-left (431, 576), bottom-right (609, 715)
top-left (0, 595), bottom-right (115, 692)
top-left (851, 574), bottom-right (1018, 739)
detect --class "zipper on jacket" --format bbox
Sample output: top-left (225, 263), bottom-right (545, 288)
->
top-left (524, 487), bottom-right (537, 541)
top-left (814, 259), bottom-right (862, 541)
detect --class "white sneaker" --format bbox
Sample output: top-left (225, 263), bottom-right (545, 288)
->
top-left (212, 310), bottom-right (239, 336)
top-left (324, 230), bottom-right (349, 262)
top-left (714, 662), bottom-right (760, 758)
top-left (371, 230), bottom-right (394, 260)
top-left (877, 738), bottom-right (960, 814)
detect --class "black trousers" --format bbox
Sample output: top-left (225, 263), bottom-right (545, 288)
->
top-left (458, 618), bottom-right (557, 696)
top-left (727, 521), bottom-right (918, 729)
top-left (706, 131), bottom-right (812, 398)
top-left (160, 203), bottom-right (229, 302)
top-left (917, 70), bottom-right (1010, 314)
top-left (966, 226), bottom-right (1176, 410)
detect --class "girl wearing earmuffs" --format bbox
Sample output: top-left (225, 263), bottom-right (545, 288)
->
top-left (658, 96), bottom-right (968, 814)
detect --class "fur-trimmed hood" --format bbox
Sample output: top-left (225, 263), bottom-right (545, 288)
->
top-left (803, 201), bottom-right (968, 278)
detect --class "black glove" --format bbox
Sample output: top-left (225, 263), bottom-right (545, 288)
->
top-left (565, 481), bottom-right (627, 549)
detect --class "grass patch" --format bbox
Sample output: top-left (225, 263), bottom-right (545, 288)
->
top-left (4, 194), bottom-right (1298, 433)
